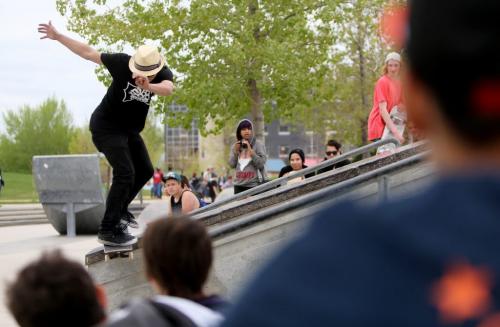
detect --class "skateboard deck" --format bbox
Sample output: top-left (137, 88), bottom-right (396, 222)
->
top-left (103, 244), bottom-right (135, 261)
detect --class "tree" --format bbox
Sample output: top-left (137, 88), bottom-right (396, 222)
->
top-left (300, 0), bottom-right (391, 147)
top-left (57, 0), bottom-right (342, 143)
top-left (141, 111), bottom-right (164, 168)
top-left (68, 126), bottom-right (97, 154)
top-left (0, 97), bottom-right (74, 172)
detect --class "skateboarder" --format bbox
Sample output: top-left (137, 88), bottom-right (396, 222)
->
top-left (38, 21), bottom-right (174, 246)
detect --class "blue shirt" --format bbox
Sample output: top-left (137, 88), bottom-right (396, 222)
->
top-left (222, 173), bottom-right (500, 326)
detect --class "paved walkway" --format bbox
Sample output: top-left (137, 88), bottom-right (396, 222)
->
top-left (0, 198), bottom-right (165, 326)
top-left (0, 222), bottom-right (103, 326)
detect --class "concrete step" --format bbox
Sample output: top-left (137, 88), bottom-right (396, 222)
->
top-left (0, 210), bottom-right (45, 217)
top-left (0, 218), bottom-right (49, 227)
top-left (0, 208), bottom-right (144, 228)
top-left (0, 213), bottom-right (47, 221)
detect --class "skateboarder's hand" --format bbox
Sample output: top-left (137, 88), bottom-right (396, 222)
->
top-left (38, 21), bottom-right (60, 40)
top-left (134, 76), bottom-right (150, 90)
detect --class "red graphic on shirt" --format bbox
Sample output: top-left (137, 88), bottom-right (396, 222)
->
top-left (236, 171), bottom-right (256, 180)
top-left (431, 262), bottom-right (493, 324)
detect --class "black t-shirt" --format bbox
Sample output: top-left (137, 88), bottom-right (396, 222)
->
top-left (90, 53), bottom-right (173, 134)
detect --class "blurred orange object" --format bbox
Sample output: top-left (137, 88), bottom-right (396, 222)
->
top-left (380, 4), bottom-right (408, 49)
top-left (431, 262), bottom-right (493, 324)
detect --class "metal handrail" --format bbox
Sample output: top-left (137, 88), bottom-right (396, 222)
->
top-left (209, 151), bottom-right (429, 239)
top-left (193, 138), bottom-right (400, 215)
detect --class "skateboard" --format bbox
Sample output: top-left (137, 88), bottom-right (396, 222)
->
top-left (103, 244), bottom-right (135, 261)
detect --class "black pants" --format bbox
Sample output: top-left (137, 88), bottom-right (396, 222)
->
top-left (92, 132), bottom-right (153, 231)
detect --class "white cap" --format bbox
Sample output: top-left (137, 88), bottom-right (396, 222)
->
top-left (385, 52), bottom-right (401, 63)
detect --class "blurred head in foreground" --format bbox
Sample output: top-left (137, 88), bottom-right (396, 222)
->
top-left (404, 0), bottom-right (500, 169)
top-left (6, 250), bottom-right (106, 327)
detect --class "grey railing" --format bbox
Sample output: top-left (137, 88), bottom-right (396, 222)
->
top-left (193, 138), bottom-right (399, 215)
top-left (210, 151), bottom-right (429, 239)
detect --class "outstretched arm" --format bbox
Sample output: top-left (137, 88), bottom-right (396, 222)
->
top-left (38, 21), bottom-right (102, 65)
top-left (134, 77), bottom-right (174, 96)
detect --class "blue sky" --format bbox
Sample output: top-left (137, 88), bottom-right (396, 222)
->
top-left (0, 0), bottom-right (107, 131)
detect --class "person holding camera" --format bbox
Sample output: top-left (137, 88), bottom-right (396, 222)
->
top-left (229, 119), bottom-right (267, 194)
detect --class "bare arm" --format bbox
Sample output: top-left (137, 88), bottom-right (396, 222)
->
top-left (379, 101), bottom-right (404, 143)
top-left (181, 191), bottom-right (200, 214)
top-left (148, 80), bottom-right (174, 96)
top-left (38, 21), bottom-right (102, 65)
top-left (135, 78), bottom-right (174, 96)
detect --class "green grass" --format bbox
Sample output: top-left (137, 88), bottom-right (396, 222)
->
top-left (0, 172), bottom-right (155, 204)
top-left (0, 172), bottom-right (39, 203)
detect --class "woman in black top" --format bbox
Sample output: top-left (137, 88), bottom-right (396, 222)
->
top-left (165, 172), bottom-right (200, 216)
top-left (278, 149), bottom-right (315, 184)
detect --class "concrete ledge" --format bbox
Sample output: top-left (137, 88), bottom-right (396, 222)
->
top-left (85, 142), bottom-right (428, 265)
top-left (193, 142), bottom-right (427, 226)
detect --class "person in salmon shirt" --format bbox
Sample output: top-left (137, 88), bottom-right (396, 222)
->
top-left (367, 52), bottom-right (405, 144)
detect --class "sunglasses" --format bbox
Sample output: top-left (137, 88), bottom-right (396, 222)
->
top-left (326, 151), bottom-right (338, 156)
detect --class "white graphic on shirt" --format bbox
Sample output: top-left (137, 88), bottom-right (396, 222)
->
top-left (238, 158), bottom-right (251, 170)
top-left (123, 82), bottom-right (152, 104)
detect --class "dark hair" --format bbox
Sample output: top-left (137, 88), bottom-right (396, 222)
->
top-left (407, 0), bottom-right (500, 143)
top-left (236, 119), bottom-right (253, 140)
top-left (143, 217), bottom-right (213, 299)
top-left (180, 175), bottom-right (190, 189)
top-left (326, 139), bottom-right (342, 150)
top-left (5, 250), bottom-right (105, 327)
top-left (289, 148), bottom-right (305, 164)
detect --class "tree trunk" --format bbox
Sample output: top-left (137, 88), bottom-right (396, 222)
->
top-left (357, 34), bottom-right (369, 145)
top-left (248, 78), bottom-right (265, 144)
top-left (247, 0), bottom-right (265, 144)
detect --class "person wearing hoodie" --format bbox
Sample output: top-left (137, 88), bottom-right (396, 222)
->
top-left (228, 119), bottom-right (267, 194)
top-left (278, 149), bottom-right (315, 185)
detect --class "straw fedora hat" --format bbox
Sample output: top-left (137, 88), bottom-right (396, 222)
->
top-left (128, 45), bottom-right (165, 77)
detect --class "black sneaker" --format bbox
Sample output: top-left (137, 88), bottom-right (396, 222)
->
top-left (120, 211), bottom-right (139, 229)
top-left (97, 228), bottom-right (137, 246)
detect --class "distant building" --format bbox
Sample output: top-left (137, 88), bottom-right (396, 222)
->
top-left (164, 109), bottom-right (335, 174)
top-left (264, 120), bottom-right (324, 166)
top-left (164, 104), bottom-right (199, 170)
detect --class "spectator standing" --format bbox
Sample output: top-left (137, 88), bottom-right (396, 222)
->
top-left (221, 1), bottom-right (500, 326)
top-left (152, 167), bottom-right (164, 199)
top-left (207, 180), bottom-right (219, 203)
top-left (367, 52), bottom-right (405, 144)
top-left (0, 168), bottom-right (4, 193)
top-left (228, 119), bottom-right (267, 194)
top-left (317, 140), bottom-right (351, 175)
top-left (190, 172), bottom-right (200, 192)
top-left (5, 250), bottom-right (107, 327)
